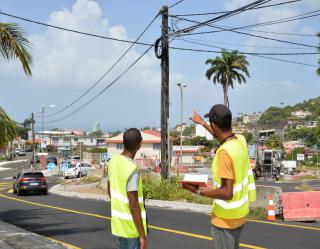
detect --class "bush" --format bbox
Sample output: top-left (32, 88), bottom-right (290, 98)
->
top-left (142, 173), bottom-right (212, 204)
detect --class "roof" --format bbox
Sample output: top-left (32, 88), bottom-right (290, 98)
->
top-left (107, 130), bottom-right (161, 143)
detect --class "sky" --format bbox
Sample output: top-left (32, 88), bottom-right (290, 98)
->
top-left (0, 0), bottom-right (319, 132)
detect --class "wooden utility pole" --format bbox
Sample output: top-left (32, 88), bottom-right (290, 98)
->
top-left (160, 6), bottom-right (170, 179)
top-left (31, 112), bottom-right (35, 164)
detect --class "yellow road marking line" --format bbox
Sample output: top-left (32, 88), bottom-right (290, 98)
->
top-left (247, 219), bottom-right (320, 231)
top-left (7, 189), bottom-right (13, 194)
top-left (48, 237), bottom-right (82, 249)
top-left (0, 194), bottom-right (265, 249)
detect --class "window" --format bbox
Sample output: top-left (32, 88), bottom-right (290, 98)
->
top-left (116, 143), bottom-right (124, 150)
top-left (91, 138), bottom-right (93, 143)
top-left (74, 137), bottom-right (78, 142)
top-left (153, 143), bottom-right (160, 150)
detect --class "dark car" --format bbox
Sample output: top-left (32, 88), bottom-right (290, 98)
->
top-left (13, 170), bottom-right (48, 196)
top-left (47, 156), bottom-right (58, 165)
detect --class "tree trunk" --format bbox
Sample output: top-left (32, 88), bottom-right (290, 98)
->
top-left (223, 84), bottom-right (229, 107)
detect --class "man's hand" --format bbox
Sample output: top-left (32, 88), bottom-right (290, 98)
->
top-left (189, 111), bottom-right (204, 125)
top-left (182, 183), bottom-right (198, 193)
top-left (140, 236), bottom-right (147, 249)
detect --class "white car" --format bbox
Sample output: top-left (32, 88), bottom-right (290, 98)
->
top-left (63, 162), bottom-right (92, 179)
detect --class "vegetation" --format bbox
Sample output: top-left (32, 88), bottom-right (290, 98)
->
top-left (182, 125), bottom-right (195, 137)
top-left (90, 130), bottom-right (104, 137)
top-left (0, 22), bottom-right (32, 76)
top-left (243, 131), bottom-right (253, 143)
top-left (265, 134), bottom-right (284, 151)
top-left (109, 130), bottom-right (121, 137)
top-left (0, 107), bottom-right (18, 148)
top-left (205, 50), bottom-right (250, 107)
top-left (285, 126), bottom-right (320, 147)
top-left (80, 176), bottom-right (102, 185)
top-left (86, 147), bottom-right (108, 153)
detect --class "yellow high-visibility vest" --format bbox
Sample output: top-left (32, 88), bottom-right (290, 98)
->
top-left (212, 135), bottom-right (256, 219)
top-left (108, 154), bottom-right (148, 238)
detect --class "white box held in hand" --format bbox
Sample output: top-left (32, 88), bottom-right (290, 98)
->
top-left (180, 174), bottom-right (208, 188)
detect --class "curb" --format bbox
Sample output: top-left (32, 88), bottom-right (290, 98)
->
top-left (0, 220), bottom-right (71, 249)
top-left (49, 183), bottom-right (212, 214)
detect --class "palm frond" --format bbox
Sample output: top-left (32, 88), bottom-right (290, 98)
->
top-left (0, 107), bottom-right (18, 147)
top-left (0, 22), bottom-right (32, 76)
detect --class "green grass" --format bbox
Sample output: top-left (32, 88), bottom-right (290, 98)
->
top-left (296, 183), bottom-right (314, 191)
top-left (80, 176), bottom-right (102, 185)
top-left (248, 207), bottom-right (267, 219)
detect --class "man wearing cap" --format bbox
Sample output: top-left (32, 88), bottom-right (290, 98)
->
top-left (183, 104), bottom-right (256, 249)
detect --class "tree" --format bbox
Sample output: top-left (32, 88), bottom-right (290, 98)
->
top-left (90, 130), bottom-right (104, 137)
top-left (205, 50), bottom-right (250, 107)
top-left (317, 32), bottom-right (320, 77)
top-left (265, 134), bottom-right (284, 151)
top-left (0, 22), bottom-right (32, 76)
top-left (0, 107), bottom-right (18, 148)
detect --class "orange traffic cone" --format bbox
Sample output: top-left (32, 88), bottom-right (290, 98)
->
top-left (267, 194), bottom-right (276, 221)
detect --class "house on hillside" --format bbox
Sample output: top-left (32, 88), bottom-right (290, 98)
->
top-left (291, 110), bottom-right (312, 119)
top-left (283, 141), bottom-right (305, 153)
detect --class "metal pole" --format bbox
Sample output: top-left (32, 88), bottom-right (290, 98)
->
top-left (41, 105), bottom-right (44, 152)
top-left (31, 112), bottom-right (35, 165)
top-left (160, 5), bottom-right (169, 180)
top-left (179, 85), bottom-right (183, 177)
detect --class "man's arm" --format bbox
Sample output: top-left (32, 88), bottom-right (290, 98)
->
top-left (189, 111), bottom-right (213, 136)
top-left (128, 191), bottom-right (147, 249)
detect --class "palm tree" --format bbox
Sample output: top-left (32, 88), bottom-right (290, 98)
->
top-left (0, 22), bottom-right (32, 76)
top-left (0, 22), bottom-right (32, 153)
top-left (205, 50), bottom-right (250, 107)
top-left (0, 107), bottom-right (18, 149)
top-left (317, 33), bottom-right (320, 77)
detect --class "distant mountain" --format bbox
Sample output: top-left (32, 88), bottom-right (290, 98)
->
top-left (259, 96), bottom-right (320, 123)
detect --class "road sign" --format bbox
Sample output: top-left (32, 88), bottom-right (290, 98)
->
top-left (102, 153), bottom-right (109, 161)
top-left (47, 162), bottom-right (56, 170)
top-left (60, 163), bottom-right (68, 172)
top-left (297, 154), bottom-right (305, 161)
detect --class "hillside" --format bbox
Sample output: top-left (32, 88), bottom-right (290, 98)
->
top-left (259, 96), bottom-right (320, 123)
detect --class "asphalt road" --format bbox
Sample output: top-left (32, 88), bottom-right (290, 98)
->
top-left (0, 161), bottom-right (320, 249)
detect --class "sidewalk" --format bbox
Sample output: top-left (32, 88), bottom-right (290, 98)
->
top-left (0, 220), bottom-right (70, 249)
top-left (49, 181), bottom-right (212, 214)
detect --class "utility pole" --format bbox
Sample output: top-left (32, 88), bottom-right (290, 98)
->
top-left (31, 112), bottom-right (35, 164)
top-left (41, 105), bottom-right (44, 152)
top-left (160, 5), bottom-right (169, 180)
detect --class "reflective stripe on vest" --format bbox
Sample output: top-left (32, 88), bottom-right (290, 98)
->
top-left (212, 135), bottom-right (256, 219)
top-left (109, 154), bottom-right (148, 238)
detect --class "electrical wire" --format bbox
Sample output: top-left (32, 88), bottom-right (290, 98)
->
top-left (177, 38), bottom-right (319, 55)
top-left (45, 45), bottom-right (153, 124)
top-left (170, 16), bottom-right (318, 48)
top-left (174, 0), bottom-right (271, 35)
top-left (171, 0), bottom-right (301, 17)
top-left (45, 12), bottom-right (160, 118)
top-left (169, 0), bottom-right (185, 9)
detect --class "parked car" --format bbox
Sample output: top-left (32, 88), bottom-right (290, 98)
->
top-left (13, 170), bottom-right (47, 196)
top-left (25, 148), bottom-right (33, 152)
top-left (17, 150), bottom-right (26, 156)
top-left (63, 162), bottom-right (92, 179)
top-left (47, 156), bottom-right (58, 165)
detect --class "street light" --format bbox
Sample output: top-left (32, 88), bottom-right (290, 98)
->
top-left (177, 82), bottom-right (187, 175)
top-left (41, 104), bottom-right (55, 152)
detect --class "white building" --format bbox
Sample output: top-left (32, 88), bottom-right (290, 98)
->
top-left (172, 146), bottom-right (202, 164)
top-left (291, 111), bottom-right (312, 118)
top-left (195, 123), bottom-right (212, 140)
top-left (93, 122), bottom-right (101, 132)
top-left (107, 130), bottom-right (168, 161)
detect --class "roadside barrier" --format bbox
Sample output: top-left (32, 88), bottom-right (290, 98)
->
top-left (282, 192), bottom-right (320, 221)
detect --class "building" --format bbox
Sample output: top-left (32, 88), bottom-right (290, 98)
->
top-left (291, 110), bottom-right (312, 118)
top-left (195, 123), bottom-right (212, 140)
top-left (93, 122), bottom-right (101, 132)
top-left (242, 115), bottom-right (250, 124)
top-left (107, 130), bottom-right (171, 163)
top-left (259, 129), bottom-right (275, 140)
top-left (172, 145), bottom-right (202, 165)
top-left (283, 141), bottom-right (305, 153)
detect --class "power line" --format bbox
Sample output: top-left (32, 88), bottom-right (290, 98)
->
top-left (240, 28), bottom-right (318, 37)
top-left (171, 0), bottom-right (301, 17)
top-left (179, 37), bottom-right (315, 50)
top-left (175, 38), bottom-right (317, 67)
top-left (171, 16), bottom-right (318, 48)
top-left (45, 12), bottom-right (160, 118)
top-left (45, 45), bottom-right (153, 124)
top-left (171, 9), bottom-right (320, 39)
top-left (177, 38), bottom-right (319, 55)
top-left (169, 0), bottom-right (185, 9)
top-left (174, 0), bottom-right (271, 35)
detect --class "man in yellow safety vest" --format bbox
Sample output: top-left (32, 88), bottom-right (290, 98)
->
top-left (184, 104), bottom-right (256, 249)
top-left (108, 128), bottom-right (148, 249)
